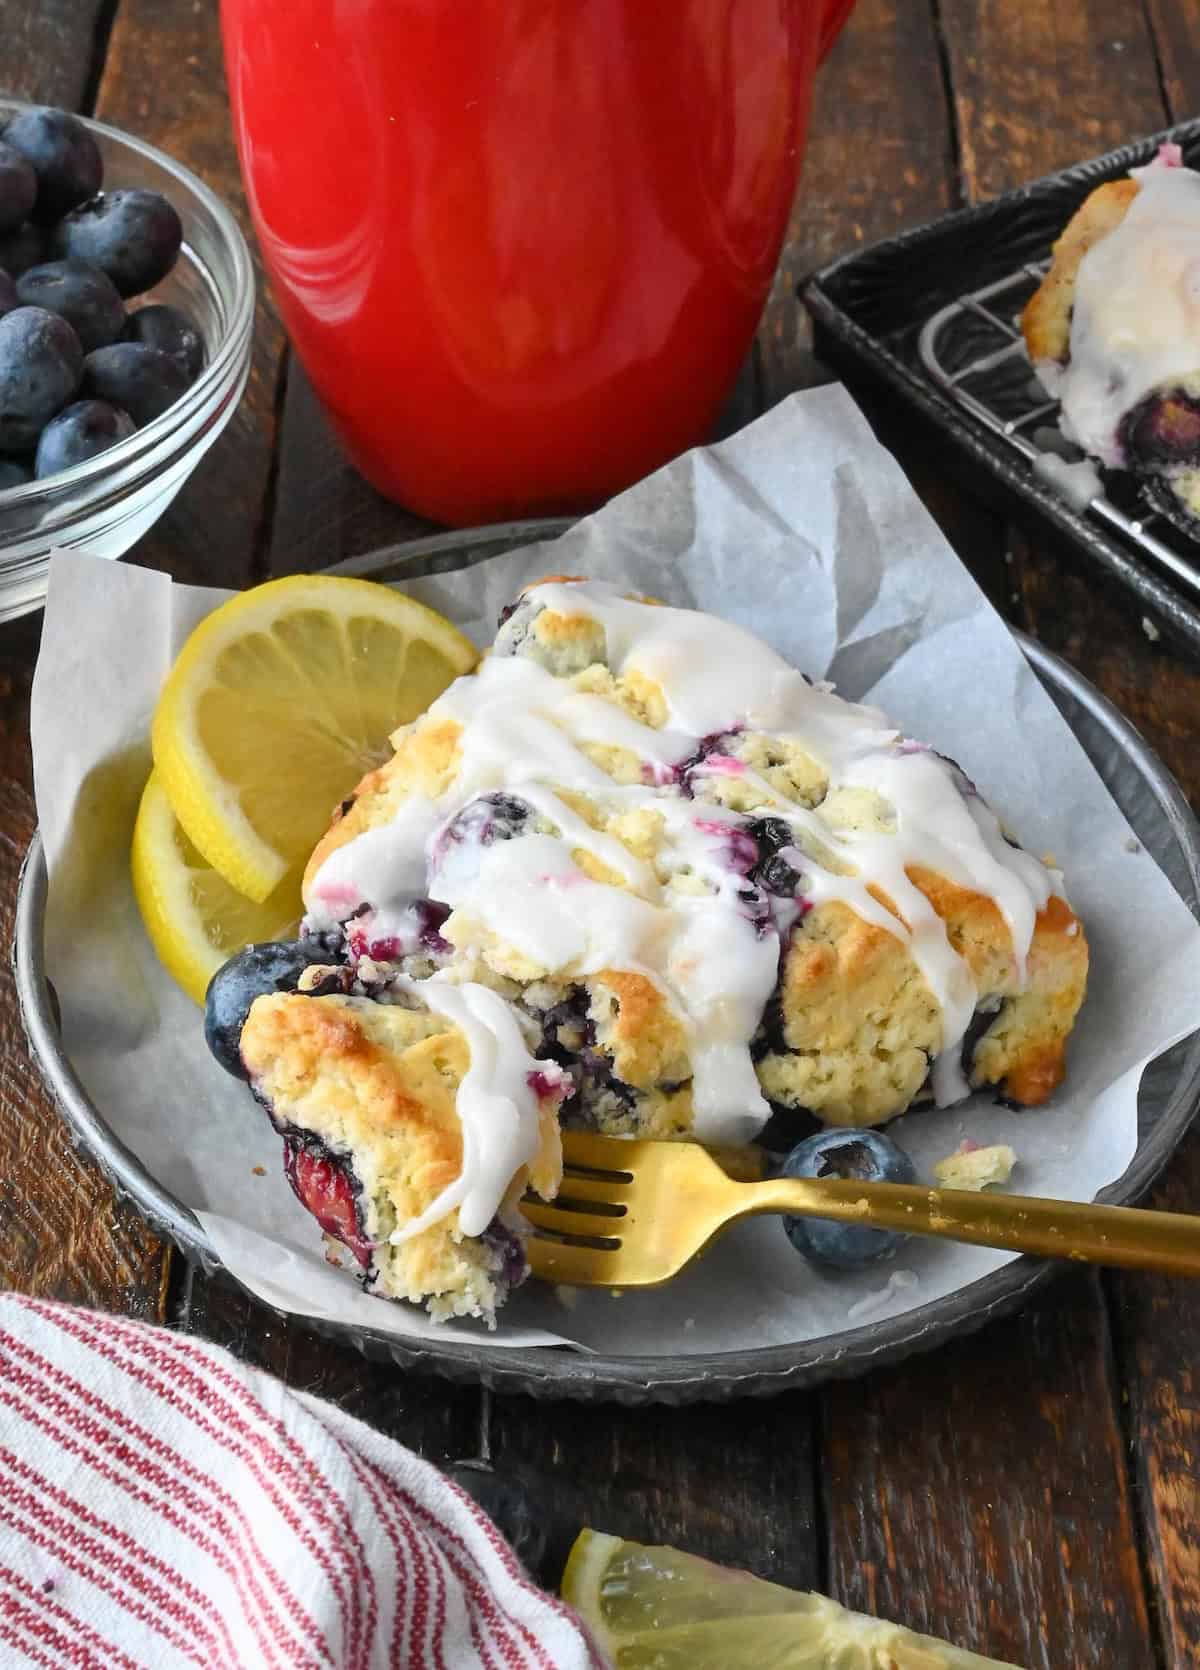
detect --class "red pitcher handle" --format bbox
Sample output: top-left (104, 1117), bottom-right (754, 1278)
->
top-left (818, 0), bottom-right (856, 62)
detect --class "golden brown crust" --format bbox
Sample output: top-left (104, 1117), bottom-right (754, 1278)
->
top-left (1020, 179), bottom-right (1138, 363)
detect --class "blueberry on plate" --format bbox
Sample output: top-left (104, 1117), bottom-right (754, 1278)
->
top-left (0, 458), bottom-right (31, 491)
top-left (80, 341), bottom-right (189, 427)
top-left (0, 221), bottom-right (46, 279)
top-left (447, 1463), bottom-right (549, 1578)
top-left (17, 259), bottom-right (125, 353)
top-left (0, 141), bottom-right (37, 235)
top-left (781, 1127), bottom-right (917, 1271)
top-left (0, 305), bottom-right (83, 453)
top-left (123, 303), bottom-right (203, 381)
top-left (52, 188), bottom-right (182, 298)
top-left (205, 940), bottom-right (341, 1079)
top-left (35, 399), bottom-right (135, 477)
top-left (3, 107), bottom-right (103, 223)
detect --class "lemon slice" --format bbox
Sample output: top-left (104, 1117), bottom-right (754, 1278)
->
top-left (151, 574), bottom-right (477, 902)
top-left (561, 1531), bottom-right (1021, 1669)
top-left (131, 771), bottom-right (303, 1005)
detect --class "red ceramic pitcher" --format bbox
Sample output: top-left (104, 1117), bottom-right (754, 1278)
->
top-left (222, 0), bottom-right (856, 525)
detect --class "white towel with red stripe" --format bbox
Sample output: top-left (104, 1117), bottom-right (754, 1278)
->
top-left (0, 1295), bottom-right (606, 1669)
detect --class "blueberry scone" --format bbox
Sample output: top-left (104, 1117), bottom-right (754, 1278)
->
top-left (215, 576), bottom-right (1087, 1322)
top-left (1021, 143), bottom-right (1200, 529)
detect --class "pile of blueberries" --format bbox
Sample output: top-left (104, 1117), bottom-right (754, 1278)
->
top-left (0, 106), bottom-right (204, 489)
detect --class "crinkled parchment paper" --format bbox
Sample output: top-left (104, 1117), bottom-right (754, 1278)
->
top-left (30, 386), bottom-right (1200, 1355)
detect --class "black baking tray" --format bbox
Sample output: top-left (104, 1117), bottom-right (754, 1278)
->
top-left (803, 118), bottom-right (1200, 651)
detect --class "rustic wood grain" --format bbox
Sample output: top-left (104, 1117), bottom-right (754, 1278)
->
top-left (489, 1387), bottom-right (823, 1597)
top-left (757, 0), bottom-right (955, 401)
top-left (1144, 0), bottom-right (1200, 122)
top-left (1111, 1124), bottom-right (1200, 1669)
top-left (0, 0), bottom-right (113, 112)
top-left (939, 0), bottom-right (1165, 204)
top-left (92, 0), bottom-right (283, 589)
top-left (0, 779), bottom-right (166, 1314)
top-left (824, 1274), bottom-right (1155, 1666)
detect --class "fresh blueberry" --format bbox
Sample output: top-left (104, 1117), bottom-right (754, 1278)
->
top-left (0, 141), bottom-right (37, 234)
top-left (781, 1127), bottom-right (916, 1271)
top-left (53, 189), bottom-right (182, 297)
top-left (17, 259), bottom-right (125, 353)
top-left (204, 940), bottom-right (336, 1079)
top-left (0, 306), bottom-right (83, 453)
top-left (123, 302), bottom-right (203, 380)
top-left (34, 399), bottom-right (134, 477)
top-left (0, 271), bottom-right (17, 320)
top-left (0, 221), bottom-right (46, 279)
top-left (0, 458), bottom-right (30, 491)
top-left (80, 341), bottom-right (188, 427)
top-left (3, 108), bottom-right (103, 223)
top-left (447, 1464), bottom-right (549, 1577)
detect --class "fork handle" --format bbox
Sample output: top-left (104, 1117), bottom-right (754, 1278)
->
top-left (744, 1177), bottom-right (1200, 1275)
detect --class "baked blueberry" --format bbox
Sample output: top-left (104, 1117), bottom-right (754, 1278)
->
top-left (781, 1127), bottom-right (916, 1271)
top-left (0, 306), bottom-right (83, 453)
top-left (447, 1463), bottom-right (549, 1577)
top-left (0, 221), bottom-right (46, 279)
top-left (17, 259), bottom-right (124, 353)
top-left (3, 108), bottom-right (102, 223)
top-left (204, 940), bottom-right (336, 1079)
top-left (123, 302), bottom-right (203, 380)
top-left (53, 188), bottom-right (182, 297)
top-left (35, 399), bottom-right (135, 477)
top-left (0, 141), bottom-right (37, 234)
top-left (747, 816), bottom-right (803, 897)
top-left (80, 342), bottom-right (188, 427)
top-left (0, 458), bottom-right (30, 491)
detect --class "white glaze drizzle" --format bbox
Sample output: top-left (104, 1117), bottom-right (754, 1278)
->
top-left (386, 977), bottom-right (556, 1244)
top-left (1044, 152), bottom-right (1200, 466)
top-left (306, 580), bottom-right (1061, 1236)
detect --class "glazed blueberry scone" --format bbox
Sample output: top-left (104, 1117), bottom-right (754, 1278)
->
top-left (1021, 144), bottom-right (1200, 529)
top-left (237, 969), bottom-right (565, 1324)
top-left (296, 577), bottom-right (1087, 1165)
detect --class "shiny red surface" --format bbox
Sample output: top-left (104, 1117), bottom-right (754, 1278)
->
top-left (222, 1), bottom-right (839, 524)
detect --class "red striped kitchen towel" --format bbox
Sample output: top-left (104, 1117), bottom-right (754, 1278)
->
top-left (0, 1293), bottom-right (606, 1669)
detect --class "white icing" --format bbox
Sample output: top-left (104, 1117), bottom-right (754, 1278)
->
top-left (1032, 453), bottom-right (1103, 512)
top-left (1048, 156), bottom-right (1200, 466)
top-left (306, 580), bottom-right (1063, 1237)
top-left (386, 978), bottom-right (555, 1244)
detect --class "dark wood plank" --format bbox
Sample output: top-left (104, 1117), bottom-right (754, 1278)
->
top-left (0, 1), bottom-right (113, 112)
top-left (1111, 1125), bottom-right (1200, 1670)
top-left (825, 1276), bottom-right (1153, 1666)
top-left (1144, 0), bottom-right (1200, 122)
top-left (939, 0), bottom-right (1165, 204)
top-left (757, 0), bottom-right (955, 401)
top-left (268, 363), bottom-right (435, 578)
top-left (92, 0), bottom-right (284, 588)
top-left (171, 1266), bottom-right (480, 1464)
top-left (489, 1388), bottom-right (822, 1598)
top-left (0, 778), bottom-right (166, 1315)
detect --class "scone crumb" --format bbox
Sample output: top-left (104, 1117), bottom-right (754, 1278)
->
top-left (252, 1165), bottom-right (266, 1176)
top-left (934, 1142), bottom-right (1017, 1191)
top-left (1125, 836), bottom-right (1142, 855)
top-left (555, 1284), bottom-right (579, 1310)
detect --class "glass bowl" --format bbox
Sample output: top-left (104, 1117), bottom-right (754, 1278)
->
top-left (0, 99), bottom-right (255, 621)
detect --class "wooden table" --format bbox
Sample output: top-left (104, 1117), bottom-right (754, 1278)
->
top-left (3, 3), bottom-right (1199, 1664)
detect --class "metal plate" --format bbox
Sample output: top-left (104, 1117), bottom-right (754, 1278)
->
top-left (15, 522), bottom-right (1200, 1402)
top-left (802, 118), bottom-right (1200, 652)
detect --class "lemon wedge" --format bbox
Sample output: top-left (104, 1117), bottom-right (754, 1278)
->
top-left (131, 771), bottom-right (303, 1005)
top-left (151, 574), bottom-right (477, 902)
top-left (561, 1531), bottom-right (1021, 1669)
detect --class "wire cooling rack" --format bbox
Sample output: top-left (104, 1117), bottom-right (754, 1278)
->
top-left (917, 265), bottom-right (1200, 603)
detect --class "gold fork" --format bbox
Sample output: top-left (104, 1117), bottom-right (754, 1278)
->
top-left (522, 1131), bottom-right (1200, 1287)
